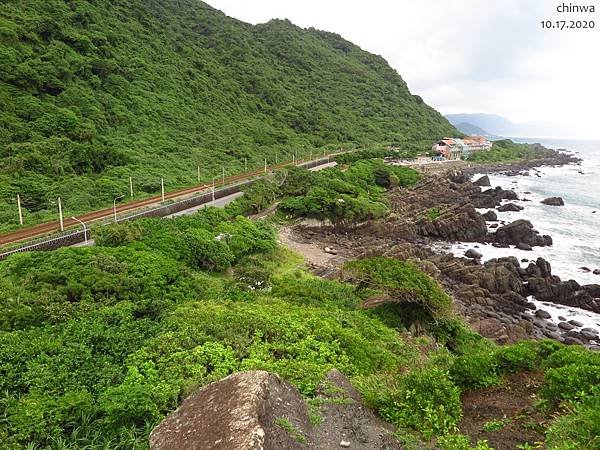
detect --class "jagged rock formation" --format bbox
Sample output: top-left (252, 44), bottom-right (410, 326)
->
top-left (150, 370), bottom-right (400, 450)
top-left (471, 186), bottom-right (519, 209)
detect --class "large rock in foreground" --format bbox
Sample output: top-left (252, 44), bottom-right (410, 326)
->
top-left (150, 370), bottom-right (400, 450)
top-left (150, 370), bottom-right (308, 450)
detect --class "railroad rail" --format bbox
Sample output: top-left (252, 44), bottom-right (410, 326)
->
top-left (0, 157), bottom-right (332, 260)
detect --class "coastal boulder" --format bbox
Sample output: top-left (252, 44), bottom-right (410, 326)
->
top-left (482, 210), bottom-right (498, 221)
top-left (473, 175), bottom-right (491, 187)
top-left (494, 219), bottom-right (553, 248)
top-left (541, 197), bottom-right (564, 206)
top-left (497, 203), bottom-right (524, 212)
top-left (465, 249), bottom-right (483, 260)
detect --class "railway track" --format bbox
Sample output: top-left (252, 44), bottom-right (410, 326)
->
top-left (0, 157), bottom-right (331, 248)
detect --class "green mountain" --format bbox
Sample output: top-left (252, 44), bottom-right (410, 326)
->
top-left (0, 0), bottom-right (456, 227)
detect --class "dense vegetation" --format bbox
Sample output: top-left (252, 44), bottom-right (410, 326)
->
top-left (467, 140), bottom-right (555, 163)
top-left (0, 0), bottom-right (456, 230)
top-left (1, 203), bottom-right (598, 448)
top-left (226, 160), bottom-right (421, 229)
top-left (0, 155), bottom-right (597, 448)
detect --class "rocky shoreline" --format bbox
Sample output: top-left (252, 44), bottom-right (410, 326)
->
top-left (284, 149), bottom-right (600, 349)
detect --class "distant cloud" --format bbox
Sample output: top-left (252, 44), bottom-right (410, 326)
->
top-left (206, 0), bottom-right (600, 138)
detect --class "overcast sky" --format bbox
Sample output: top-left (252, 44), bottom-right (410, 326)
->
top-left (206, 0), bottom-right (600, 138)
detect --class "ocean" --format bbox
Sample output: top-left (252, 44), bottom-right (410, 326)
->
top-left (445, 137), bottom-right (600, 328)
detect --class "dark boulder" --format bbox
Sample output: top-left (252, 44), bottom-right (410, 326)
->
top-left (541, 197), bottom-right (564, 206)
top-left (474, 175), bottom-right (491, 187)
top-left (558, 322), bottom-right (576, 331)
top-left (482, 210), bottom-right (498, 221)
top-left (517, 243), bottom-right (533, 251)
top-left (465, 249), bottom-right (483, 259)
top-left (498, 203), bottom-right (524, 212)
top-left (535, 309), bottom-right (552, 319)
top-left (494, 220), bottom-right (553, 247)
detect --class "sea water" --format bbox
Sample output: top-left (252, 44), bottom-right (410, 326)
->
top-left (443, 138), bottom-right (600, 328)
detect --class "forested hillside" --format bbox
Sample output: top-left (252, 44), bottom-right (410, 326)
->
top-left (0, 0), bottom-right (456, 228)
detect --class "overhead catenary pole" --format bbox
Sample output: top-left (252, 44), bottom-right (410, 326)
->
top-left (16, 194), bottom-right (23, 225)
top-left (244, 158), bottom-right (247, 172)
top-left (129, 177), bottom-right (134, 198)
top-left (161, 178), bottom-right (165, 202)
top-left (58, 197), bottom-right (64, 232)
top-left (197, 166), bottom-right (201, 183)
top-left (222, 166), bottom-right (225, 185)
top-left (264, 158), bottom-right (267, 173)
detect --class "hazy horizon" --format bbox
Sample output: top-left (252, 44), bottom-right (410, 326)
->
top-left (206, 0), bottom-right (600, 139)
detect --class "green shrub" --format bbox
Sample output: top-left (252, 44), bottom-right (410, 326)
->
top-left (450, 351), bottom-right (501, 390)
top-left (429, 318), bottom-right (489, 355)
top-left (187, 228), bottom-right (235, 272)
top-left (94, 222), bottom-right (145, 247)
top-left (437, 434), bottom-right (494, 450)
top-left (343, 257), bottom-right (453, 325)
top-left (543, 345), bottom-right (600, 369)
top-left (542, 364), bottom-right (600, 404)
top-left (380, 368), bottom-right (462, 438)
top-left (495, 340), bottom-right (539, 373)
top-left (545, 387), bottom-right (600, 450)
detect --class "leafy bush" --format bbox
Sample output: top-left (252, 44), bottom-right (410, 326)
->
top-left (94, 222), bottom-right (145, 247)
top-left (380, 368), bottom-right (462, 438)
top-left (545, 387), bottom-right (600, 450)
top-left (542, 364), bottom-right (600, 404)
top-left (495, 340), bottom-right (539, 373)
top-left (343, 257), bottom-right (452, 325)
top-left (437, 434), bottom-right (494, 450)
top-left (450, 351), bottom-right (501, 390)
top-left (187, 228), bottom-right (235, 271)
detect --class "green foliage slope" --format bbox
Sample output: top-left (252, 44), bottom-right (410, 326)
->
top-left (0, 0), bottom-right (456, 228)
top-left (0, 206), bottom-right (599, 448)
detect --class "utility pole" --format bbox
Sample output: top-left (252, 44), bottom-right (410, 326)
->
top-left (58, 197), bottom-right (64, 232)
top-left (16, 194), bottom-right (23, 225)
top-left (197, 166), bottom-right (201, 183)
top-left (264, 159), bottom-right (267, 173)
top-left (161, 178), bottom-right (165, 202)
top-left (72, 217), bottom-right (88, 245)
top-left (212, 177), bottom-right (215, 205)
top-left (129, 177), bottom-right (134, 199)
top-left (222, 166), bottom-right (225, 186)
top-left (113, 194), bottom-right (124, 224)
